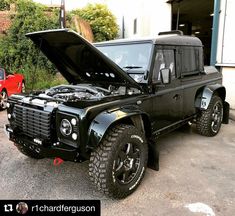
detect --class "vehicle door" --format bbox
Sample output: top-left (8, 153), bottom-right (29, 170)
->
top-left (150, 46), bottom-right (183, 131)
top-left (179, 46), bottom-right (204, 118)
top-left (4, 70), bottom-right (16, 95)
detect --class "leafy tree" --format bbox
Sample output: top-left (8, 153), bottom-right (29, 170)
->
top-left (0, 0), bottom-right (17, 11)
top-left (70, 4), bottom-right (119, 42)
top-left (0, 1), bottom-right (119, 90)
top-left (0, 0), bottom-right (60, 89)
top-left (0, 0), bottom-right (11, 11)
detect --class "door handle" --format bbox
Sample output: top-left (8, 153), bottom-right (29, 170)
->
top-left (173, 94), bottom-right (181, 100)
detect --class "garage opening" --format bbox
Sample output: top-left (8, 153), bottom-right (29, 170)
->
top-left (170, 0), bottom-right (214, 66)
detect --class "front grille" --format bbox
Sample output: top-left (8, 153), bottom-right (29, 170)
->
top-left (14, 104), bottom-right (51, 139)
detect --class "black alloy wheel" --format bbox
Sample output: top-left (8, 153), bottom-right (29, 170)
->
top-left (114, 142), bottom-right (141, 185)
top-left (211, 100), bottom-right (223, 133)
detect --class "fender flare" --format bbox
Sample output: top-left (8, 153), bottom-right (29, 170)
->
top-left (195, 84), bottom-right (226, 110)
top-left (87, 107), bottom-right (150, 149)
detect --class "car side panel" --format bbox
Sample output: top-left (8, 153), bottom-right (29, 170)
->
top-left (181, 73), bottom-right (222, 118)
top-left (4, 74), bottom-right (24, 96)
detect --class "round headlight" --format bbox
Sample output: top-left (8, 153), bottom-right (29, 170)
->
top-left (60, 119), bottom-right (72, 136)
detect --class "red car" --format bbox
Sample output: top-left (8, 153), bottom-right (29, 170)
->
top-left (0, 67), bottom-right (25, 110)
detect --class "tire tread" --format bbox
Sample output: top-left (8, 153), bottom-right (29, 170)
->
top-left (196, 95), bottom-right (223, 137)
top-left (89, 124), bottom-right (147, 198)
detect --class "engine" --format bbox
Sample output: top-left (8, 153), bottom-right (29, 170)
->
top-left (37, 84), bottom-right (141, 102)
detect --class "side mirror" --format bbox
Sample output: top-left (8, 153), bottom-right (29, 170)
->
top-left (160, 68), bottom-right (171, 84)
top-left (6, 74), bottom-right (14, 79)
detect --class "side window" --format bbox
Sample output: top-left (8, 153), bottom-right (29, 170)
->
top-left (181, 47), bottom-right (200, 77)
top-left (153, 49), bottom-right (175, 82)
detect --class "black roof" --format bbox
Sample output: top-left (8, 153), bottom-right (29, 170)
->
top-left (94, 34), bottom-right (203, 47)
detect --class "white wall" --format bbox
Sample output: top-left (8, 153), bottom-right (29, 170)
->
top-left (221, 0), bottom-right (235, 65)
top-left (108, 0), bottom-right (172, 38)
top-left (222, 67), bottom-right (235, 109)
top-left (217, 0), bottom-right (235, 65)
top-left (216, 0), bottom-right (235, 108)
top-left (88, 0), bottom-right (172, 39)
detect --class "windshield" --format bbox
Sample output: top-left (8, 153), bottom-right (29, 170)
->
top-left (0, 68), bottom-right (4, 80)
top-left (96, 43), bottom-right (152, 71)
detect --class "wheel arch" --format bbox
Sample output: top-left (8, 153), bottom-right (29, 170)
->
top-left (195, 84), bottom-right (226, 110)
top-left (87, 108), bottom-right (151, 150)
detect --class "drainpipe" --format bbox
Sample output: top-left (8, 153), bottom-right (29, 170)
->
top-left (176, 3), bottom-right (180, 30)
top-left (210, 0), bottom-right (220, 66)
top-left (122, 16), bottom-right (125, 38)
top-left (60, 0), bottom-right (66, 28)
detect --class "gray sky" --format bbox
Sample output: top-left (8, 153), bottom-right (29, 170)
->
top-left (32, 0), bottom-right (107, 11)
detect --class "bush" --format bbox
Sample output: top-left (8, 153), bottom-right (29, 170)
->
top-left (0, 0), bottom-right (12, 11)
top-left (19, 66), bottom-right (67, 91)
top-left (0, 0), bottom-right (60, 90)
top-left (0, 1), bottom-right (119, 90)
top-left (70, 4), bottom-right (119, 42)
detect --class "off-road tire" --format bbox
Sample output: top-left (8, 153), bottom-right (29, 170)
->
top-left (14, 143), bottom-right (44, 159)
top-left (196, 95), bottom-right (223, 136)
top-left (89, 124), bottom-right (148, 199)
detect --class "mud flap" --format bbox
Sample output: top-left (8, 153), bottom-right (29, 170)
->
top-left (147, 141), bottom-right (159, 171)
top-left (223, 101), bottom-right (230, 124)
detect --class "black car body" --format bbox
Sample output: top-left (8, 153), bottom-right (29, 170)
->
top-left (5, 29), bottom-right (229, 198)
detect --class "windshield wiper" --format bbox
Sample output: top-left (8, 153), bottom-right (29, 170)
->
top-left (123, 66), bottom-right (143, 69)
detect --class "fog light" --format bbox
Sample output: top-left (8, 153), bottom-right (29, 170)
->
top-left (71, 118), bottom-right (77, 126)
top-left (7, 114), bottom-right (11, 119)
top-left (72, 133), bottom-right (78, 140)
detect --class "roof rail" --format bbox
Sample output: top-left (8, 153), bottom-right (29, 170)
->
top-left (158, 30), bottom-right (183, 36)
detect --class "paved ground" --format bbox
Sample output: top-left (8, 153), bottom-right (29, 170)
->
top-left (230, 109), bottom-right (235, 121)
top-left (0, 110), bottom-right (235, 216)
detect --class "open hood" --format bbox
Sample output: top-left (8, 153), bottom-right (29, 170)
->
top-left (26, 29), bottom-right (140, 89)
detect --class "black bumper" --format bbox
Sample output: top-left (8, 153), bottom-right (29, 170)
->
top-left (4, 124), bottom-right (81, 162)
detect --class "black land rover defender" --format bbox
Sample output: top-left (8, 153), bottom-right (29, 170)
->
top-left (5, 29), bottom-right (229, 198)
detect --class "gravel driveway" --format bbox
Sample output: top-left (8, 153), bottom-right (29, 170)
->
top-left (0, 110), bottom-right (235, 216)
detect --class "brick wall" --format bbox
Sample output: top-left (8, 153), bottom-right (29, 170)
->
top-left (0, 11), bottom-right (12, 34)
top-left (0, 4), bottom-right (59, 35)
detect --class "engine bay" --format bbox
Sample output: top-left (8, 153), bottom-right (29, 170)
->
top-left (38, 84), bottom-right (141, 102)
